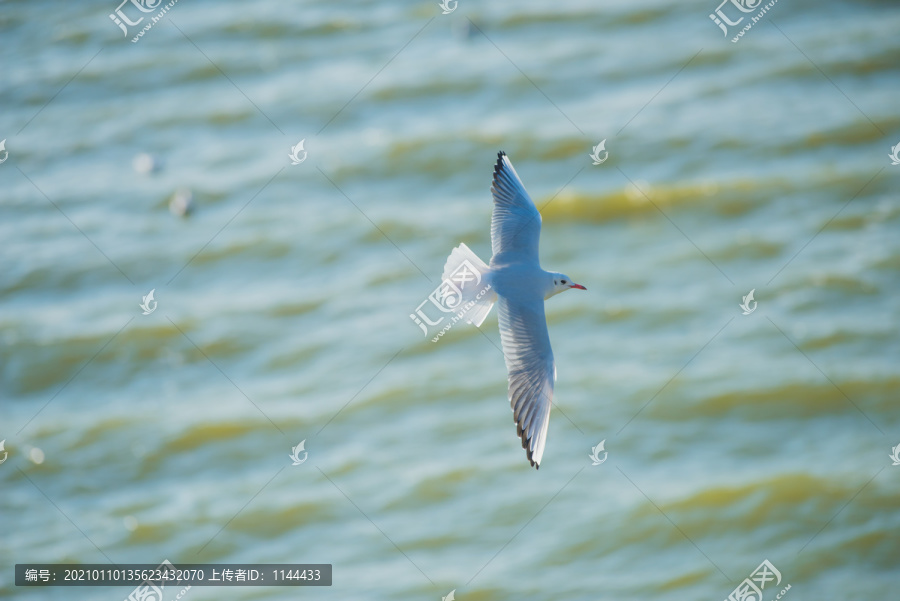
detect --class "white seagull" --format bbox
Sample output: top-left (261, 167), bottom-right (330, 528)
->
top-left (442, 151), bottom-right (585, 469)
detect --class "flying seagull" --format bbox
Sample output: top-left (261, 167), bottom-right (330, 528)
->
top-left (442, 151), bottom-right (585, 469)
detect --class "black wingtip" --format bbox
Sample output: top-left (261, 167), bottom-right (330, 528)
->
top-left (493, 151), bottom-right (507, 179)
top-left (517, 423), bottom-right (540, 469)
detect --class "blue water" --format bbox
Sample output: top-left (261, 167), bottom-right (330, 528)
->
top-left (2, 0), bottom-right (899, 599)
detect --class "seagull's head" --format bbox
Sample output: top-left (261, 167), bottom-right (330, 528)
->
top-left (547, 273), bottom-right (586, 299)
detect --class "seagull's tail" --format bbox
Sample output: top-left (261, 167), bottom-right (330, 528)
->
top-left (442, 243), bottom-right (496, 327)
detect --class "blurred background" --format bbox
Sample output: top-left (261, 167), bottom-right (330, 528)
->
top-left (1, 0), bottom-right (899, 599)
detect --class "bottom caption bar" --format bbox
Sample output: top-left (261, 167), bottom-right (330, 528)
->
top-left (16, 563), bottom-right (332, 586)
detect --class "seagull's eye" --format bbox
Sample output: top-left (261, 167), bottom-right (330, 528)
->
top-left (561, 280), bottom-right (567, 285)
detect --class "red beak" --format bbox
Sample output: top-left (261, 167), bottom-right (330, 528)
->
top-left (569, 283), bottom-right (586, 290)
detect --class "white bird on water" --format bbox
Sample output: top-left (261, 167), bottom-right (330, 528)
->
top-left (442, 151), bottom-right (585, 469)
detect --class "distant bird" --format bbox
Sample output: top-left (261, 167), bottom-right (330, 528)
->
top-left (132, 152), bottom-right (161, 174)
top-left (442, 152), bottom-right (586, 469)
top-left (168, 187), bottom-right (193, 217)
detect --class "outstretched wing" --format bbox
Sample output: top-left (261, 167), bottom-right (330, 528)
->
top-left (497, 295), bottom-right (555, 469)
top-left (490, 151), bottom-right (541, 265)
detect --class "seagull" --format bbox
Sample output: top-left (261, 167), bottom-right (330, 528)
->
top-left (442, 151), bottom-right (585, 469)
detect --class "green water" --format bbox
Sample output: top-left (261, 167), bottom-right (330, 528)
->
top-left (2, 0), bottom-right (899, 599)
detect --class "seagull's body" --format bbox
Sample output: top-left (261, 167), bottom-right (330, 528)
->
top-left (442, 151), bottom-right (585, 469)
